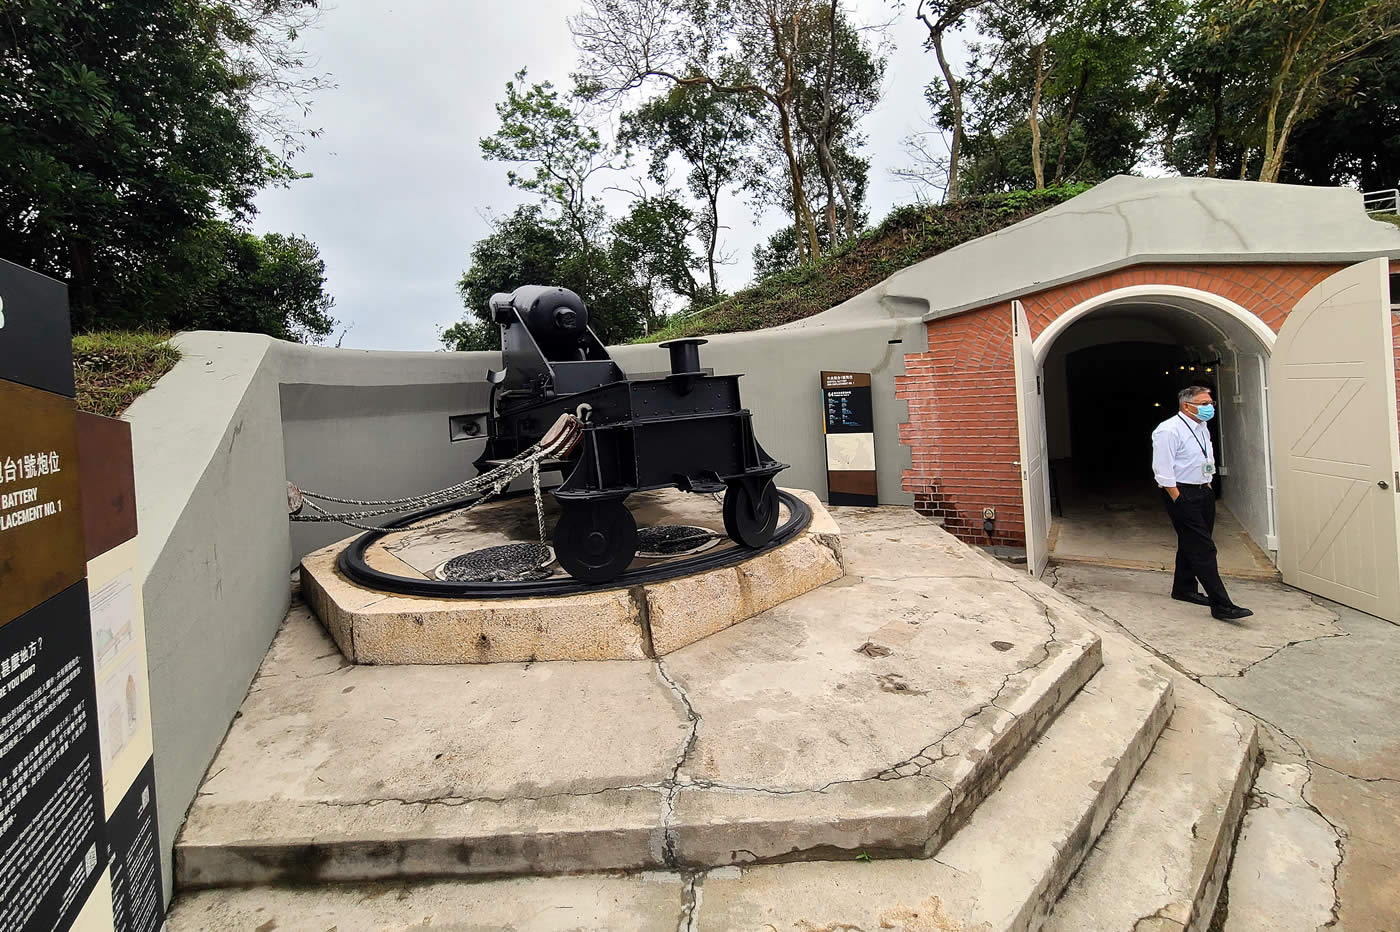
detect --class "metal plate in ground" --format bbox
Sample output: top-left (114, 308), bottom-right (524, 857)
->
top-left (435, 543), bottom-right (554, 582)
top-left (636, 525), bottom-right (722, 558)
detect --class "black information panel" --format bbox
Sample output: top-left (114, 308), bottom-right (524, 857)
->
top-left (106, 759), bottom-right (162, 932)
top-left (1, 260), bottom-right (110, 932)
top-left (0, 584), bottom-right (108, 932)
top-left (820, 371), bottom-right (878, 507)
top-left (0, 260), bottom-right (74, 398)
top-left (822, 375), bottom-right (874, 435)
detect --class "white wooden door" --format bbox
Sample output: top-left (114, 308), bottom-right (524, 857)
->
top-left (1013, 301), bottom-right (1050, 577)
top-left (1273, 258), bottom-right (1400, 622)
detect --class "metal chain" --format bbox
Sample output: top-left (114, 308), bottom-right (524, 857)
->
top-left (290, 425), bottom-right (573, 541)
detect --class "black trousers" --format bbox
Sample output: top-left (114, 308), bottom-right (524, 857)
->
top-left (1162, 484), bottom-right (1232, 607)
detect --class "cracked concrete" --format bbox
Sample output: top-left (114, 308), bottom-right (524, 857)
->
top-left (174, 511), bottom-right (1102, 888)
top-left (1050, 565), bottom-right (1343, 678)
top-left (1047, 562), bottom-right (1400, 932)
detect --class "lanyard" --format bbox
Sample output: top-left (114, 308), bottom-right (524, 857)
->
top-left (1176, 414), bottom-right (1210, 460)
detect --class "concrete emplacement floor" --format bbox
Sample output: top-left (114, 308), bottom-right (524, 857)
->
top-left (177, 506), bottom-right (1106, 887)
top-left (170, 504), bottom-right (1271, 930)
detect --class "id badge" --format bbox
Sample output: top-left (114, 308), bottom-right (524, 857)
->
top-left (1203, 462), bottom-right (1216, 477)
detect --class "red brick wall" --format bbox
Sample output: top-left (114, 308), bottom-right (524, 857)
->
top-left (897, 262), bottom-right (1346, 547)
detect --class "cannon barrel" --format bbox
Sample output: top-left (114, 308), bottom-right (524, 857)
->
top-left (492, 285), bottom-right (589, 355)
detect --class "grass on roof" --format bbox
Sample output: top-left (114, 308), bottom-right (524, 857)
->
top-left (72, 331), bottom-right (181, 418)
top-left (638, 183), bottom-right (1094, 343)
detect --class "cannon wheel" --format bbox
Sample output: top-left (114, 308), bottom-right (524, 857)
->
top-left (724, 479), bottom-right (780, 548)
top-left (554, 500), bottom-right (638, 583)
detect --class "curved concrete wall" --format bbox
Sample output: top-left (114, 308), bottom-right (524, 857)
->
top-left (126, 319), bottom-right (921, 899)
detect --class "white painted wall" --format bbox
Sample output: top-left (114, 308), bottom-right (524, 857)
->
top-left (1218, 351), bottom-right (1274, 554)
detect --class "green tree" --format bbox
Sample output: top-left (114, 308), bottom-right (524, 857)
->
top-left (1278, 37), bottom-right (1400, 189)
top-left (790, 1), bottom-right (884, 244)
top-left (1158, 0), bottom-right (1400, 182)
top-left (914, 0), bottom-right (995, 201)
top-left (0, 0), bottom-right (328, 334)
top-left (479, 69), bottom-right (619, 249)
top-left (162, 224), bottom-right (337, 342)
top-left (611, 190), bottom-right (708, 306)
top-left (446, 206), bottom-right (650, 352)
top-left (622, 87), bottom-right (759, 292)
top-left (950, 0), bottom-right (1173, 192)
top-left (573, 0), bottom-right (885, 264)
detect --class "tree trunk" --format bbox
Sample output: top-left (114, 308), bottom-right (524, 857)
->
top-left (1259, 73), bottom-right (1286, 181)
top-left (778, 100), bottom-right (818, 260)
top-left (705, 187), bottom-right (720, 295)
top-left (68, 241), bottom-right (96, 330)
top-left (1053, 64), bottom-right (1089, 184)
top-left (1028, 42), bottom-right (1047, 190)
top-left (1261, 68), bottom-right (1321, 182)
top-left (769, 9), bottom-right (820, 261)
top-left (1207, 75), bottom-right (1222, 177)
top-left (1162, 112), bottom-right (1179, 165)
top-left (813, 0), bottom-right (844, 245)
top-left (833, 166), bottom-right (857, 239)
top-left (931, 30), bottom-right (964, 202)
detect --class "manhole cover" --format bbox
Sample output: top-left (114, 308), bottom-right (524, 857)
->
top-left (436, 543), bottom-right (554, 582)
top-left (636, 524), bottom-right (722, 558)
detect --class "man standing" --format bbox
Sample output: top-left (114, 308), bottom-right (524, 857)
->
top-left (1151, 386), bottom-right (1253, 621)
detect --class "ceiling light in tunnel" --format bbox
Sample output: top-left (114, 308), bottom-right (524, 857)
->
top-left (1206, 367), bottom-right (1213, 373)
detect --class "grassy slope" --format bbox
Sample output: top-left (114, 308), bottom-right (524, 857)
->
top-left (72, 331), bottom-right (181, 417)
top-left (639, 184), bottom-right (1094, 343)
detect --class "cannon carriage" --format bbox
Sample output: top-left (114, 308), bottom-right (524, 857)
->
top-left (473, 285), bottom-right (787, 582)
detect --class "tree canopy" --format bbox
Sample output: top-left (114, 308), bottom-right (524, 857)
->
top-left (0, 0), bottom-right (334, 341)
top-left (441, 0), bottom-right (1400, 349)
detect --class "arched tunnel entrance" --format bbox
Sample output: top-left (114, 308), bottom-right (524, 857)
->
top-left (1033, 292), bottom-right (1280, 576)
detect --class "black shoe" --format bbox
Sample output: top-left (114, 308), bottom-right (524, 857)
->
top-left (1171, 591), bottom-right (1211, 606)
top-left (1212, 604), bottom-right (1254, 621)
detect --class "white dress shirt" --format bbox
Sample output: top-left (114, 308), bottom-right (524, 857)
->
top-left (1151, 413), bottom-right (1215, 487)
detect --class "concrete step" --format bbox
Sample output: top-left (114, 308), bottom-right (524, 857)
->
top-left (691, 651), bottom-right (1175, 931)
top-left (168, 872), bottom-right (692, 931)
top-left (174, 559), bottom-right (1102, 888)
top-left (167, 654), bottom-right (1174, 931)
top-left (1045, 680), bottom-right (1258, 932)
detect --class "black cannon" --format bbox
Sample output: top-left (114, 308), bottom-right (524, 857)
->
top-left (471, 285), bottom-right (786, 582)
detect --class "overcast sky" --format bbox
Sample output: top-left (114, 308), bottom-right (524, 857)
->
top-left (251, 1), bottom-right (955, 351)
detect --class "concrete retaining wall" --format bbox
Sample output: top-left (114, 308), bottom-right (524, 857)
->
top-left (125, 320), bottom-right (920, 900)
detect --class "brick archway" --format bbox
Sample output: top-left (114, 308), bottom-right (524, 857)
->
top-left (897, 262), bottom-right (1345, 547)
top-left (1032, 284), bottom-right (1277, 364)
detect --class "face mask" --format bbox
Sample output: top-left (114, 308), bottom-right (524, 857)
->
top-left (1193, 403), bottom-right (1215, 422)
